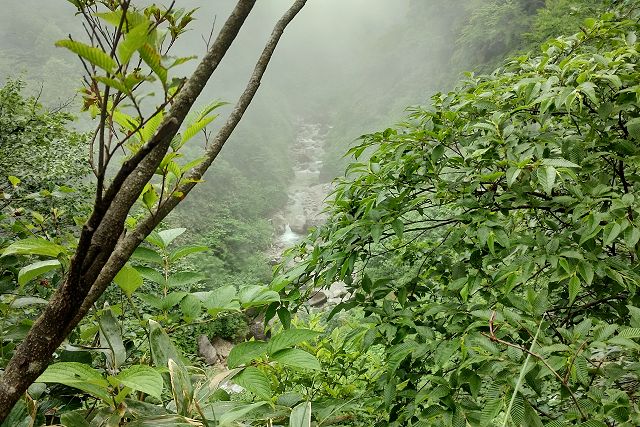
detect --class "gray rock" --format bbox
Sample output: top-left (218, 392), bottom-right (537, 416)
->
top-left (211, 337), bottom-right (234, 360)
top-left (197, 335), bottom-right (218, 365)
top-left (308, 291), bottom-right (328, 307)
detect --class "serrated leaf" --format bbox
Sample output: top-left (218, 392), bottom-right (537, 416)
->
top-left (169, 245), bottom-right (208, 262)
top-left (228, 341), bottom-right (268, 369)
top-left (162, 292), bottom-right (187, 310)
top-left (140, 110), bottom-right (164, 144)
top-left (568, 275), bottom-right (581, 305)
top-left (136, 266), bottom-right (165, 285)
top-left (99, 308), bottom-right (126, 370)
top-left (158, 228), bottom-right (186, 246)
top-left (125, 415), bottom-right (203, 426)
top-left (95, 76), bottom-right (128, 94)
top-left (55, 39), bottom-right (117, 73)
top-left (541, 158), bottom-right (580, 168)
top-left (180, 115), bottom-right (217, 146)
top-left (17, 260), bottom-right (60, 287)
top-left (603, 222), bottom-right (623, 246)
top-left (506, 167), bottom-right (521, 186)
top-left (289, 401), bottom-right (312, 427)
top-left (114, 264), bottom-right (143, 297)
top-left (118, 22), bottom-right (150, 64)
top-left (537, 166), bottom-right (556, 195)
top-left (9, 297), bottom-right (48, 308)
top-left (167, 271), bottom-right (206, 288)
top-left (387, 342), bottom-right (414, 374)
top-left (231, 367), bottom-right (271, 400)
top-left (267, 329), bottom-right (321, 355)
top-left (180, 294), bottom-right (201, 321)
top-left (271, 348), bottom-right (321, 370)
top-left (391, 218), bottom-right (404, 239)
top-left (577, 261), bottom-right (594, 285)
top-left (149, 320), bottom-right (184, 367)
top-left (142, 185), bottom-right (159, 211)
top-left (625, 227), bottom-right (640, 248)
top-left (169, 359), bottom-right (193, 416)
top-left (626, 117), bottom-right (640, 141)
top-left (37, 362), bottom-right (111, 403)
top-left (132, 246), bottom-right (164, 264)
top-left (2, 238), bottom-right (66, 258)
top-left (238, 285), bottom-right (280, 308)
top-left (618, 328), bottom-right (640, 339)
top-left (116, 365), bottom-right (163, 399)
top-left (138, 43), bottom-right (167, 85)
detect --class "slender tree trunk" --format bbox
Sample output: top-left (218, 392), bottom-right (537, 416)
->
top-left (0, 0), bottom-right (311, 419)
top-left (0, 0), bottom-right (307, 419)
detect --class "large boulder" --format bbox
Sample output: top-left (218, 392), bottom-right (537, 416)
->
top-left (197, 335), bottom-right (219, 365)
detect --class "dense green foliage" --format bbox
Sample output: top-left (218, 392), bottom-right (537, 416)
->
top-left (275, 3), bottom-right (640, 425)
top-left (0, 80), bottom-right (88, 189)
top-left (3, 0), bottom-right (640, 426)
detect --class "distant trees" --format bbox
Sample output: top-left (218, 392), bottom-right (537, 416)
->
top-left (0, 0), bottom-right (306, 420)
top-left (276, 3), bottom-right (640, 424)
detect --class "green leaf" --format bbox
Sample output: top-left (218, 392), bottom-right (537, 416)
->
top-left (60, 411), bottom-right (91, 427)
top-left (214, 402), bottom-right (268, 426)
top-left (371, 223), bottom-right (383, 244)
top-left (541, 158), bottom-right (580, 168)
top-left (179, 294), bottom-right (201, 321)
top-left (181, 115), bottom-right (217, 146)
top-left (506, 167), bottom-right (521, 186)
top-left (17, 259), bottom-right (60, 287)
top-left (55, 39), bottom-right (117, 73)
top-left (95, 76), bottom-right (128, 94)
top-left (132, 246), bottom-right (164, 265)
top-left (9, 297), bottom-right (48, 308)
top-left (625, 227), bottom-right (640, 248)
top-left (391, 219), bottom-right (404, 239)
top-left (169, 245), bottom-right (208, 262)
top-left (137, 266), bottom-right (165, 285)
top-left (8, 176), bottom-right (20, 187)
top-left (626, 117), bottom-right (640, 141)
top-left (231, 367), bottom-right (271, 400)
top-left (141, 111), bottom-right (164, 144)
top-left (289, 401), bottom-right (312, 427)
top-left (158, 228), bottom-right (186, 247)
top-left (125, 415), bottom-right (204, 426)
top-left (116, 365), bottom-right (163, 399)
top-left (168, 359), bottom-right (193, 417)
top-left (162, 292), bottom-right (187, 310)
top-left (577, 261), bottom-right (594, 285)
top-left (138, 43), bottom-right (167, 85)
top-left (149, 320), bottom-right (184, 368)
top-left (118, 22), bottom-right (150, 64)
top-left (238, 285), bottom-right (280, 308)
top-left (113, 264), bottom-right (143, 297)
top-left (142, 185), bottom-right (159, 210)
top-left (603, 222), bottom-right (623, 246)
top-left (267, 329), bottom-right (321, 355)
top-left (618, 328), bottom-right (640, 339)
top-left (195, 285), bottom-right (240, 315)
top-left (99, 308), bottom-right (126, 370)
top-left (568, 275), bottom-right (581, 305)
top-left (167, 271), bottom-right (206, 288)
top-left (37, 362), bottom-right (111, 403)
top-left (537, 166), bottom-right (556, 195)
top-left (2, 238), bottom-right (66, 258)
top-left (271, 348), bottom-right (321, 370)
top-left (228, 341), bottom-right (268, 369)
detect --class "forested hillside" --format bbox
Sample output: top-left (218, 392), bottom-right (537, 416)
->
top-left (1, 0), bottom-right (639, 426)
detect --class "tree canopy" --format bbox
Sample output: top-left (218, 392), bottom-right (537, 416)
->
top-left (275, 4), bottom-right (640, 425)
